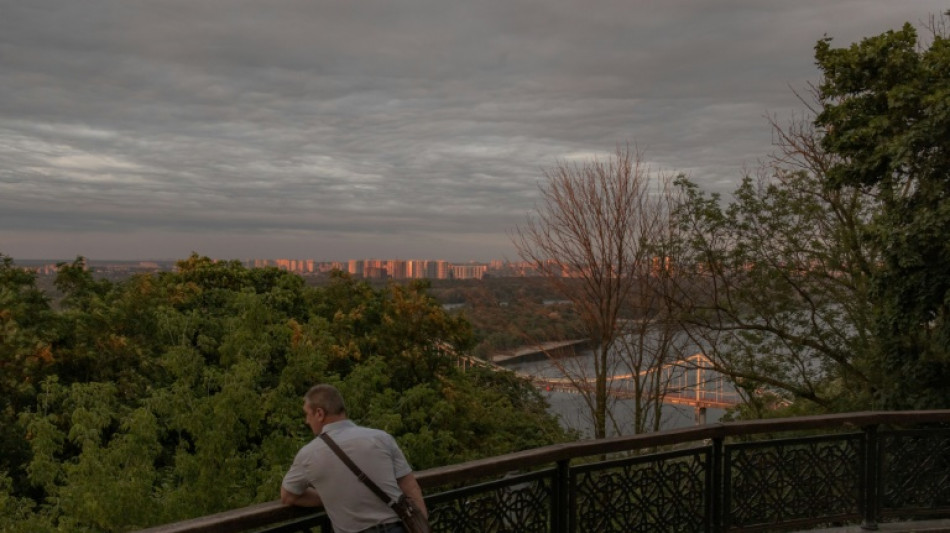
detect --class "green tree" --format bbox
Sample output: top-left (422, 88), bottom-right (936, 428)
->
top-left (669, 15), bottom-right (950, 413)
top-left (814, 18), bottom-right (950, 408)
top-left (671, 161), bottom-right (881, 414)
top-left (16, 257), bottom-right (328, 530)
top-left (0, 255), bottom-right (57, 499)
top-left (7, 255), bottom-right (570, 531)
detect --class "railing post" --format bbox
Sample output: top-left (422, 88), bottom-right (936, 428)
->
top-left (861, 424), bottom-right (880, 530)
top-left (710, 436), bottom-right (724, 533)
top-left (553, 459), bottom-right (571, 533)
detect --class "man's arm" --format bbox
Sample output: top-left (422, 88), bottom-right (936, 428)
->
top-left (281, 485), bottom-right (323, 507)
top-left (397, 473), bottom-right (428, 518)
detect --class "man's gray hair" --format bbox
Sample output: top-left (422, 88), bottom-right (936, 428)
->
top-left (304, 384), bottom-right (346, 416)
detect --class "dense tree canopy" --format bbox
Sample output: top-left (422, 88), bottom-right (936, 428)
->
top-left (431, 278), bottom-right (585, 359)
top-left (0, 254), bottom-right (570, 532)
top-left (815, 21), bottom-right (950, 408)
top-left (671, 166), bottom-right (881, 414)
top-left (670, 16), bottom-right (950, 414)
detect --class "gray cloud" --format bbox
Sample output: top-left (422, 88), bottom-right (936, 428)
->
top-left (1, 0), bottom-right (946, 261)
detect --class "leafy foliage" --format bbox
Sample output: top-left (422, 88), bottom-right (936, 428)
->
top-left (671, 15), bottom-right (950, 414)
top-left (815, 21), bottom-right (950, 408)
top-left (432, 278), bottom-right (585, 358)
top-left (0, 253), bottom-right (570, 532)
top-left (672, 169), bottom-right (881, 414)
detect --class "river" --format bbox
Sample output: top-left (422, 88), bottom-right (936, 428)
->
top-left (500, 346), bottom-right (729, 438)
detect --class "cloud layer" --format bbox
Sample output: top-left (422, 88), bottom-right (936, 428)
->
top-left (1, 0), bottom-right (945, 260)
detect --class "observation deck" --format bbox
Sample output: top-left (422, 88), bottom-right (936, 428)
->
top-left (138, 410), bottom-right (950, 533)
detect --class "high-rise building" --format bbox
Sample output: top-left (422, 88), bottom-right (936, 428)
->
top-left (364, 266), bottom-right (386, 279)
top-left (452, 263), bottom-right (488, 280)
top-left (386, 259), bottom-right (407, 279)
top-left (407, 259), bottom-right (428, 279)
top-left (434, 260), bottom-right (452, 279)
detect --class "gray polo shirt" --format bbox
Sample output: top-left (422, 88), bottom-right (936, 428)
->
top-left (282, 420), bottom-right (413, 533)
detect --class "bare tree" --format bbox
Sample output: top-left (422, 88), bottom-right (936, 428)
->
top-left (512, 146), bottom-right (685, 438)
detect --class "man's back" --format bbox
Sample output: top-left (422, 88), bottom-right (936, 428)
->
top-left (283, 419), bottom-right (411, 532)
top-left (281, 384), bottom-right (426, 533)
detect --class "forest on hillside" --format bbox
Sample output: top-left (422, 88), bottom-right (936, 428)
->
top-left (0, 255), bottom-right (573, 532)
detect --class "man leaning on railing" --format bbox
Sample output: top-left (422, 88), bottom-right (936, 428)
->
top-left (281, 384), bottom-right (428, 533)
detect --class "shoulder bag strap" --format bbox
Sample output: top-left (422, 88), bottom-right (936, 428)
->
top-left (319, 432), bottom-right (394, 506)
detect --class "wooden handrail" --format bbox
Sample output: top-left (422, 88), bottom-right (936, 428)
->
top-left (136, 410), bottom-right (950, 533)
top-left (418, 410), bottom-right (950, 486)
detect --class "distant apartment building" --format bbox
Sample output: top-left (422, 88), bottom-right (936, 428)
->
top-left (321, 261), bottom-right (345, 273)
top-left (275, 258), bottom-right (316, 273)
top-left (364, 266), bottom-right (386, 279)
top-left (363, 259), bottom-right (385, 279)
top-left (406, 259), bottom-right (428, 279)
top-left (650, 256), bottom-right (674, 276)
top-left (386, 259), bottom-right (407, 279)
top-left (23, 262), bottom-right (62, 276)
top-left (451, 263), bottom-right (488, 280)
top-left (246, 258), bottom-right (323, 274)
top-left (504, 261), bottom-right (542, 277)
top-left (434, 260), bottom-right (452, 280)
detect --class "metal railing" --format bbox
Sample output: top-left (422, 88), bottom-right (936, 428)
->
top-left (138, 410), bottom-right (950, 533)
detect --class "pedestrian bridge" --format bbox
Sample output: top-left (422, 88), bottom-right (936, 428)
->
top-left (138, 411), bottom-right (950, 533)
top-left (460, 350), bottom-right (741, 414)
top-left (525, 353), bottom-right (741, 410)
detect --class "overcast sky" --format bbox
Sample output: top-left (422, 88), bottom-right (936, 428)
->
top-left (1, 1), bottom-right (946, 262)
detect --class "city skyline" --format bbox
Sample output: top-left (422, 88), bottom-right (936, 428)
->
top-left (12, 253), bottom-right (518, 265)
top-left (2, 2), bottom-right (947, 261)
top-left (17, 255), bottom-right (548, 281)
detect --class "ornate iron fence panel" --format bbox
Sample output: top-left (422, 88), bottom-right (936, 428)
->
top-left (425, 469), bottom-right (554, 533)
top-left (570, 447), bottom-right (710, 532)
top-left (724, 433), bottom-right (862, 531)
top-left (131, 412), bottom-right (950, 533)
top-left (879, 428), bottom-right (950, 518)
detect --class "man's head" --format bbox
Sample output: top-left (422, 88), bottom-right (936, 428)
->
top-left (303, 384), bottom-right (347, 435)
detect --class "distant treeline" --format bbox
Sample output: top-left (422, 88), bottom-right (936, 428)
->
top-left (425, 277), bottom-right (586, 358)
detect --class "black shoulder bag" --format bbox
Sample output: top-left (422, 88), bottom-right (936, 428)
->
top-left (319, 433), bottom-right (431, 533)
